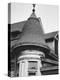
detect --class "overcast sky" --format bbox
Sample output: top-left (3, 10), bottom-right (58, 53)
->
top-left (10, 3), bottom-right (59, 33)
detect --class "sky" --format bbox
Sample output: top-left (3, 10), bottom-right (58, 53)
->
top-left (10, 3), bottom-right (59, 33)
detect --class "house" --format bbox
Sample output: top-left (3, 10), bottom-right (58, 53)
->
top-left (8, 4), bottom-right (58, 77)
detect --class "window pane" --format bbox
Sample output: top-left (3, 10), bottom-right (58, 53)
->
top-left (28, 72), bottom-right (36, 76)
top-left (28, 61), bottom-right (37, 72)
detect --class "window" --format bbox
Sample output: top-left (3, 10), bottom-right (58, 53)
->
top-left (16, 63), bottom-right (19, 77)
top-left (28, 61), bottom-right (37, 70)
top-left (28, 61), bottom-right (37, 76)
top-left (28, 72), bottom-right (36, 76)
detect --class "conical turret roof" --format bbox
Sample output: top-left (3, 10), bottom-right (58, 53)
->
top-left (13, 4), bottom-right (49, 50)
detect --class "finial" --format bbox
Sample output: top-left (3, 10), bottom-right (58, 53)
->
top-left (32, 4), bottom-right (36, 13)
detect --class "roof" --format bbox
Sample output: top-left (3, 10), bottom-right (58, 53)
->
top-left (44, 31), bottom-right (58, 40)
top-left (10, 21), bottom-right (58, 41)
top-left (13, 12), bottom-right (48, 49)
top-left (10, 21), bottom-right (26, 32)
